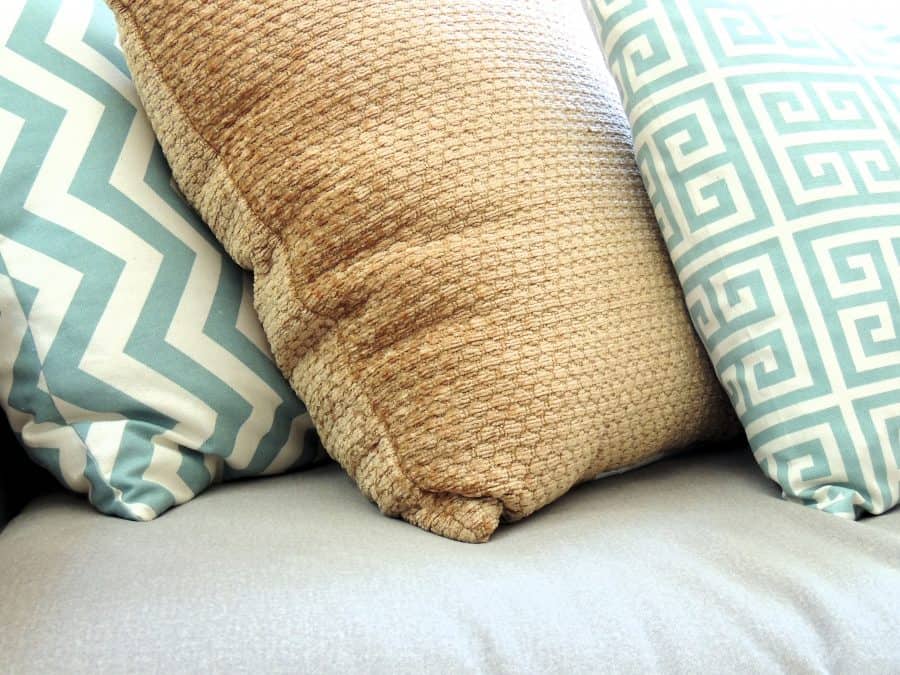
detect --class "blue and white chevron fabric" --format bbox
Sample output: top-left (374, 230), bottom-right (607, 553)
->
top-left (0, 0), bottom-right (324, 520)
top-left (584, 0), bottom-right (900, 518)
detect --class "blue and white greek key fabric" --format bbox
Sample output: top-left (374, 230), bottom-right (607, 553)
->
top-left (0, 0), bottom-right (325, 520)
top-left (584, 0), bottom-right (900, 517)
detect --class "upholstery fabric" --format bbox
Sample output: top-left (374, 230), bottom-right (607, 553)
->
top-left (0, 0), bottom-right (324, 521)
top-left (583, 0), bottom-right (900, 518)
top-left (106, 0), bottom-right (738, 542)
top-left (1, 445), bottom-right (899, 674)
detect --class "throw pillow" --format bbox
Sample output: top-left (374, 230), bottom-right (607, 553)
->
top-left (106, 0), bottom-right (738, 542)
top-left (583, 0), bottom-right (900, 518)
top-left (0, 0), bottom-right (325, 521)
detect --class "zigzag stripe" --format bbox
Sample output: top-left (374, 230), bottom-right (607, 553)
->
top-left (2, 8), bottom-right (206, 512)
top-left (76, 1), bottom-right (309, 476)
top-left (0, 246), bottom-right (91, 495)
top-left (0, 0), bottom-right (320, 519)
top-left (49, 0), bottom-right (299, 474)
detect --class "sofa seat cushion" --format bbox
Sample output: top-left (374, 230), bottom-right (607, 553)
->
top-left (1, 446), bottom-right (898, 674)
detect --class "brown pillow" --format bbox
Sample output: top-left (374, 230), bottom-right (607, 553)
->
top-left (107, 0), bottom-right (738, 542)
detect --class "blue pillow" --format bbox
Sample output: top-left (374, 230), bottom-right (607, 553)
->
top-left (583, 0), bottom-right (899, 518)
top-left (0, 0), bottom-right (325, 520)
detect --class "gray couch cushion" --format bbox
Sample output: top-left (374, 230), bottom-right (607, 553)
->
top-left (1, 445), bottom-right (898, 674)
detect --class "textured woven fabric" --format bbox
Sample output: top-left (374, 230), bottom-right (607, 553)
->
top-left (107, 0), bottom-right (738, 541)
top-left (0, 0), bottom-right (324, 521)
top-left (583, 1), bottom-right (900, 519)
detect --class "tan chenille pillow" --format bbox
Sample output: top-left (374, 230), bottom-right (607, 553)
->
top-left (107, 0), bottom-right (738, 542)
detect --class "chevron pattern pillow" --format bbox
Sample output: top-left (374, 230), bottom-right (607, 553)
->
top-left (0, 0), bottom-right (325, 520)
top-left (584, 1), bottom-right (900, 518)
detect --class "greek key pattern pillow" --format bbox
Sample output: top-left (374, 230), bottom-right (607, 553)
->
top-left (584, 0), bottom-right (900, 517)
top-left (0, 0), bottom-right (324, 520)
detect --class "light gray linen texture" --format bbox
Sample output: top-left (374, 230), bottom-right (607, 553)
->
top-left (1, 446), bottom-right (898, 675)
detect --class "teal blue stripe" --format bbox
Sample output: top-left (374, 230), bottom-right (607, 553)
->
top-left (632, 82), bottom-right (773, 272)
top-left (6, 5), bottom-right (265, 475)
top-left (1, 0), bottom-right (323, 522)
top-left (750, 406), bottom-right (872, 516)
top-left (1, 9), bottom-right (184, 512)
top-left (83, 0), bottom-right (129, 77)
